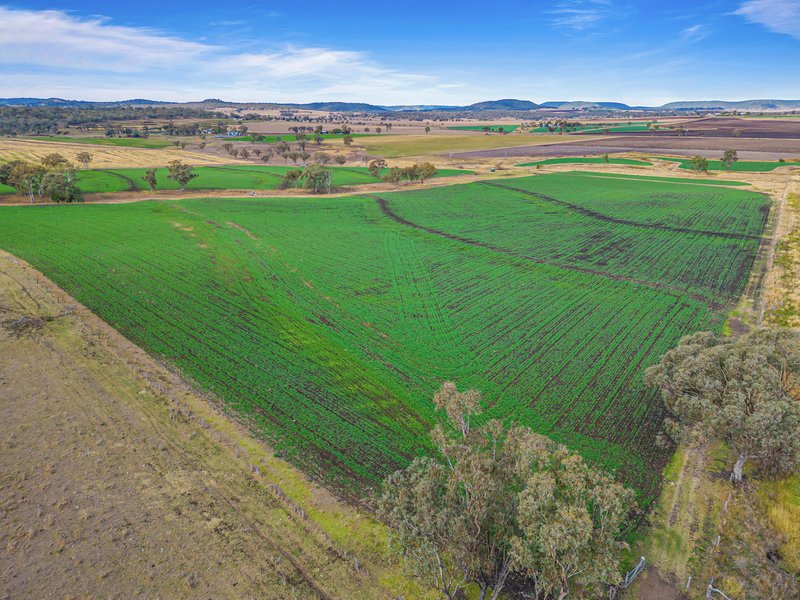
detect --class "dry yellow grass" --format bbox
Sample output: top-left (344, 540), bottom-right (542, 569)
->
top-left (0, 138), bottom-right (238, 168)
top-left (761, 476), bottom-right (800, 572)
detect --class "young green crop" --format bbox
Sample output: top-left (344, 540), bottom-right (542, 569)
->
top-left (657, 157), bottom-right (793, 172)
top-left (0, 165), bottom-right (473, 195)
top-left (0, 173), bottom-right (770, 503)
top-left (517, 158), bottom-right (653, 167)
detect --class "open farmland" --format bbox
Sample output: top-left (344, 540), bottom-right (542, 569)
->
top-left (359, 133), bottom-right (579, 158)
top-left (0, 173), bottom-right (770, 502)
top-left (532, 122), bottom-right (656, 133)
top-left (22, 136), bottom-right (174, 148)
top-left (228, 133), bottom-right (372, 143)
top-left (0, 165), bottom-right (472, 195)
top-left (518, 157), bottom-right (653, 167)
top-left (447, 125), bottom-right (520, 132)
top-left (657, 157), bottom-right (795, 172)
top-left (0, 138), bottom-right (237, 168)
top-left (564, 171), bottom-right (752, 187)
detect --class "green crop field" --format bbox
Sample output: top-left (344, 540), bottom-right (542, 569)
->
top-left (0, 173), bottom-right (770, 503)
top-left (518, 158), bottom-right (653, 167)
top-left (22, 136), bottom-right (174, 149)
top-left (658, 157), bottom-right (795, 172)
top-left (567, 170), bottom-right (752, 187)
top-left (448, 125), bottom-right (520, 133)
top-left (0, 165), bottom-right (472, 195)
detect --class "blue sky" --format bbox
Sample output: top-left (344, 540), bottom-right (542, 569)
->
top-left (1, 0), bottom-right (799, 105)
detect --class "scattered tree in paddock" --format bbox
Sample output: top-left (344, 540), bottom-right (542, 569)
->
top-left (368, 158), bottom-right (387, 179)
top-left (646, 329), bottom-right (800, 484)
top-left (166, 160), bottom-right (198, 192)
top-left (417, 162), bottom-right (438, 185)
top-left (302, 163), bottom-right (333, 194)
top-left (40, 153), bottom-right (69, 170)
top-left (8, 162), bottom-right (45, 203)
top-left (689, 155), bottom-right (709, 173)
top-left (343, 134), bottom-right (354, 146)
top-left (76, 152), bottom-right (93, 169)
top-left (334, 155), bottom-right (347, 166)
top-left (279, 169), bottom-right (303, 189)
top-left (383, 166), bottom-right (402, 186)
top-left (721, 149), bottom-right (739, 170)
top-left (142, 168), bottom-right (158, 191)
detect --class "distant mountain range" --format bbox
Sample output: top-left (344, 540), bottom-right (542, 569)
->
top-left (0, 97), bottom-right (169, 107)
top-left (3, 97), bottom-right (800, 113)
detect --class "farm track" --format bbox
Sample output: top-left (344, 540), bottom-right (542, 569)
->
top-left (478, 181), bottom-right (766, 242)
top-left (370, 194), bottom-right (723, 308)
top-left (95, 168), bottom-right (137, 191)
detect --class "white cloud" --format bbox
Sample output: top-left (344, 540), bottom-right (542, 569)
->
top-left (549, 0), bottom-right (612, 31)
top-left (735, 0), bottom-right (800, 40)
top-left (680, 24), bottom-right (708, 43)
top-left (0, 6), bottom-right (461, 104)
top-left (0, 8), bottom-right (210, 71)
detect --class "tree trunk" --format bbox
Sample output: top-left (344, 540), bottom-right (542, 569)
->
top-left (730, 454), bottom-right (748, 484)
top-left (558, 589), bottom-right (569, 600)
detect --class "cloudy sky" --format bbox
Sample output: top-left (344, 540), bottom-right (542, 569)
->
top-left (1, 0), bottom-right (799, 105)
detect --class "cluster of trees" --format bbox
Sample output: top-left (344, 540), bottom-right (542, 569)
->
top-left (368, 159), bottom-right (438, 185)
top-left (379, 383), bottom-right (636, 600)
top-left (646, 328), bottom-right (800, 484)
top-left (278, 163), bottom-right (334, 194)
top-left (0, 151), bottom-right (89, 203)
top-left (535, 120), bottom-right (584, 133)
top-left (688, 149), bottom-right (738, 173)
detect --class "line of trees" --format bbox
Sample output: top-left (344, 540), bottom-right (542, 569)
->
top-left (369, 160), bottom-right (438, 185)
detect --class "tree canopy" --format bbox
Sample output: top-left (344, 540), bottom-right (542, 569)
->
top-left (645, 329), bottom-right (800, 483)
top-left (379, 383), bottom-right (635, 600)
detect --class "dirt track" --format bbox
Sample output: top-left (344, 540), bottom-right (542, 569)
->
top-left (0, 252), bottom-right (415, 599)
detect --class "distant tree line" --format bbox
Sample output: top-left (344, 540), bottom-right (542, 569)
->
top-left (0, 106), bottom-right (224, 136)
